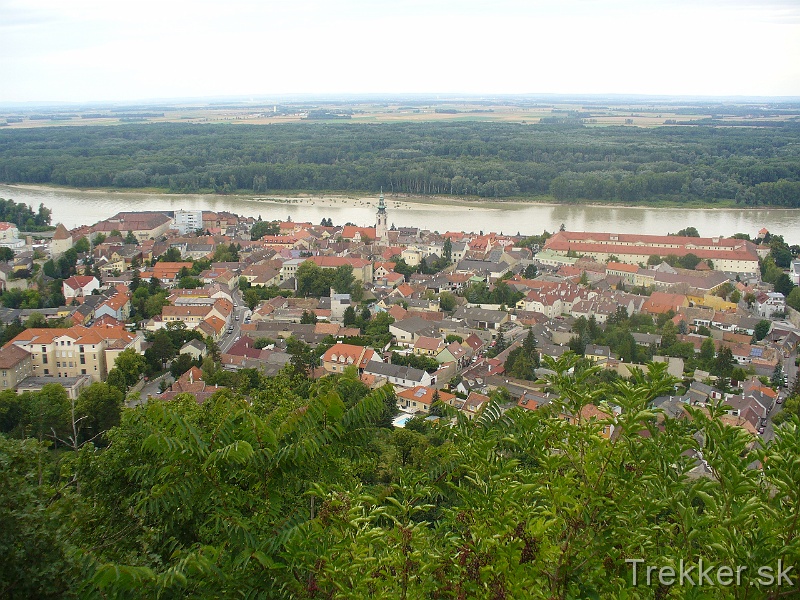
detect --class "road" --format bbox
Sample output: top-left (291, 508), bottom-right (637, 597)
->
top-left (126, 288), bottom-right (247, 408)
top-left (219, 288), bottom-right (248, 354)
top-left (783, 349), bottom-right (796, 391)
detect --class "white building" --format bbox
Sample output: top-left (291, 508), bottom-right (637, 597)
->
top-left (174, 210), bottom-right (204, 235)
top-left (791, 260), bottom-right (800, 286)
top-left (0, 222), bottom-right (24, 250)
top-left (755, 292), bottom-right (785, 319)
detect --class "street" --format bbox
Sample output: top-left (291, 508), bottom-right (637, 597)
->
top-left (126, 288), bottom-right (246, 408)
top-left (219, 288), bottom-right (247, 354)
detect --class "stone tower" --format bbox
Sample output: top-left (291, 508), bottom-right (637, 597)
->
top-left (375, 189), bottom-right (388, 243)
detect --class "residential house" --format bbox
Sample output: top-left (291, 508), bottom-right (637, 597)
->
top-left (363, 361), bottom-right (433, 389)
top-left (396, 386), bottom-right (455, 413)
top-left (413, 336), bottom-right (445, 357)
top-left (94, 287), bottom-right (132, 322)
top-left (321, 344), bottom-right (380, 375)
top-left (585, 344), bottom-right (612, 363)
top-left (63, 276), bottom-right (101, 301)
top-left (755, 292), bottom-right (785, 319)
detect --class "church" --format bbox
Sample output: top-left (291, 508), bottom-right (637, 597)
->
top-left (340, 191), bottom-right (390, 244)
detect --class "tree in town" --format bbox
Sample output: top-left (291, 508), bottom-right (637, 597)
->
top-left (343, 305), bottom-right (357, 327)
top-left (243, 288), bottom-right (261, 311)
top-left (439, 291), bottom-right (457, 312)
top-left (754, 319), bottom-right (771, 342)
top-left (712, 346), bottom-right (735, 379)
top-left (300, 310), bottom-right (318, 324)
top-left (107, 348), bottom-right (146, 394)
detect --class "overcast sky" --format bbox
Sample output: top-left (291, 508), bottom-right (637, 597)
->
top-left (2, 0), bottom-right (799, 103)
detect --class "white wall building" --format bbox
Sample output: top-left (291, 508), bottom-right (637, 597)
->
top-left (174, 210), bottom-right (204, 235)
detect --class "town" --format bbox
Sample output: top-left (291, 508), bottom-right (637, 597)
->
top-left (0, 193), bottom-right (796, 455)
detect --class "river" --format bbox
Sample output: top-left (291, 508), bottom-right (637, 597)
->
top-left (0, 184), bottom-right (796, 241)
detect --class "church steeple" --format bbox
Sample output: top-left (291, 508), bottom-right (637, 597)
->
top-left (375, 188), bottom-right (388, 243)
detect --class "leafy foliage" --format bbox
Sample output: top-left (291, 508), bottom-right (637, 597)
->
top-left (3, 122), bottom-right (800, 206)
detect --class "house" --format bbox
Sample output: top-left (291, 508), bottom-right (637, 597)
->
top-left (688, 381), bottom-right (723, 405)
top-left (330, 293), bottom-right (351, 323)
top-left (436, 341), bottom-right (469, 366)
top-left (199, 268), bottom-right (238, 289)
top-left (94, 288), bottom-right (132, 322)
top-left (390, 316), bottom-right (438, 347)
top-left (162, 305), bottom-right (213, 328)
top-left (396, 386), bottom-right (456, 413)
top-left (308, 256), bottom-right (374, 283)
top-left (321, 344), bottom-right (380, 375)
top-left (180, 339), bottom-right (208, 361)
top-left (516, 390), bottom-right (557, 411)
top-left (150, 262), bottom-right (193, 284)
top-left (755, 292), bottom-right (785, 319)
top-left (241, 264), bottom-right (281, 287)
top-left (159, 366), bottom-right (216, 403)
top-left (413, 336), bottom-right (445, 357)
top-left (585, 344), bottom-right (612, 363)
top-left (197, 315), bottom-right (227, 341)
top-left (641, 292), bottom-right (689, 315)
top-left (363, 361), bottom-right (433, 389)
top-left (63, 276), bottom-right (101, 301)
top-left (452, 307), bottom-right (510, 331)
top-left (451, 391), bottom-right (490, 419)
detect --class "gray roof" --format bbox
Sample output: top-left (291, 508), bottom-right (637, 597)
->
top-left (364, 361), bottom-right (428, 383)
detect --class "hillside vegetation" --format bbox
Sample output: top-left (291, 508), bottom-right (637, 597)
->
top-left (2, 358), bottom-right (800, 598)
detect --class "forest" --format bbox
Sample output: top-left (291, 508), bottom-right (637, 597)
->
top-left (1, 121), bottom-right (799, 206)
top-left (2, 356), bottom-right (800, 599)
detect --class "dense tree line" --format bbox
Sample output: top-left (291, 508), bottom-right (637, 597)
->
top-left (1, 121), bottom-right (800, 205)
top-left (0, 198), bottom-right (52, 230)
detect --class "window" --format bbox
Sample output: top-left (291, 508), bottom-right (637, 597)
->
top-left (42, 355), bottom-right (47, 364)
top-left (56, 362), bottom-right (61, 368)
top-left (79, 346), bottom-right (84, 353)
top-left (44, 369), bottom-right (49, 375)
top-left (81, 369), bottom-right (86, 375)
top-left (80, 356), bottom-right (85, 365)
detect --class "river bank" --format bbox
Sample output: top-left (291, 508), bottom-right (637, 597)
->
top-left (1, 183), bottom-right (750, 212)
top-left (0, 183), bottom-right (793, 240)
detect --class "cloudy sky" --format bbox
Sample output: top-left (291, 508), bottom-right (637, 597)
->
top-left (2, 0), bottom-right (799, 103)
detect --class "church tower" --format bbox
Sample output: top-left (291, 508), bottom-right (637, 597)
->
top-left (375, 189), bottom-right (388, 243)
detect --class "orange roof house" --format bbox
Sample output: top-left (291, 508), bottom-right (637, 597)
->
top-left (396, 386), bottom-right (455, 413)
top-left (321, 343), bottom-right (380, 375)
top-left (641, 292), bottom-right (689, 315)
